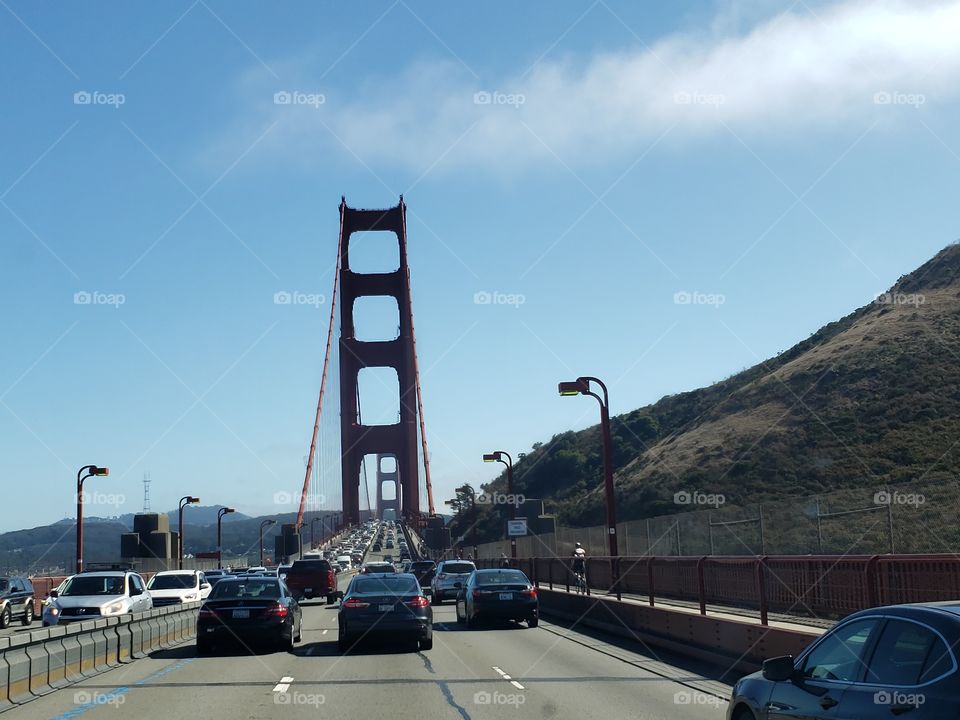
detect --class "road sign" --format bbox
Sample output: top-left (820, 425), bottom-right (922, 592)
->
top-left (507, 519), bottom-right (527, 537)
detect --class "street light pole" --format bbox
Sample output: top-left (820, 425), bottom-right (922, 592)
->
top-left (310, 516), bottom-right (322, 549)
top-left (483, 451), bottom-right (517, 559)
top-left (217, 507), bottom-right (235, 569)
top-left (76, 465), bottom-right (109, 573)
top-left (559, 376), bottom-right (619, 557)
top-left (260, 519), bottom-right (276, 566)
top-left (178, 495), bottom-right (200, 570)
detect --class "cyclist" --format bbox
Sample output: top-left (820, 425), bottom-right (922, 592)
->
top-left (572, 543), bottom-right (587, 593)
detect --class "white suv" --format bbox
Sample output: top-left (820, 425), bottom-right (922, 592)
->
top-left (145, 570), bottom-right (211, 607)
top-left (43, 571), bottom-right (152, 625)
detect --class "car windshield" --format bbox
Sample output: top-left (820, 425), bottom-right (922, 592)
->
top-left (61, 575), bottom-right (125, 596)
top-left (147, 574), bottom-right (196, 590)
top-left (476, 571), bottom-right (528, 585)
top-left (442, 563), bottom-right (475, 574)
top-left (0, 579), bottom-right (8, 592)
top-left (353, 577), bottom-right (419, 595)
top-left (209, 580), bottom-right (280, 599)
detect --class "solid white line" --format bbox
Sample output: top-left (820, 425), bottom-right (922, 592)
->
top-left (272, 676), bottom-right (294, 693)
top-left (511, 680), bottom-right (525, 690)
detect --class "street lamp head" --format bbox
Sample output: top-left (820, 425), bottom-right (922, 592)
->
top-left (558, 379), bottom-right (590, 396)
top-left (188, 496), bottom-right (200, 504)
top-left (92, 466), bottom-right (109, 476)
top-left (482, 452), bottom-right (501, 462)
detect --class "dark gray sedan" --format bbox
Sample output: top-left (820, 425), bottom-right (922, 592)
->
top-left (728, 602), bottom-right (960, 719)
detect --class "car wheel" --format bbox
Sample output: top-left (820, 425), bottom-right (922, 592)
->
top-left (455, 604), bottom-right (464, 624)
top-left (731, 707), bottom-right (757, 720)
top-left (0, 606), bottom-right (11, 629)
top-left (294, 617), bottom-right (302, 643)
top-left (465, 612), bottom-right (476, 629)
top-left (431, 595), bottom-right (442, 606)
top-left (419, 635), bottom-right (433, 651)
top-left (22, 603), bottom-right (34, 626)
top-left (337, 624), bottom-right (350, 652)
top-left (326, 594), bottom-right (336, 606)
top-left (528, 616), bottom-right (538, 628)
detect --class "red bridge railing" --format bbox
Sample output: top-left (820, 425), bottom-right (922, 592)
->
top-left (477, 554), bottom-right (960, 625)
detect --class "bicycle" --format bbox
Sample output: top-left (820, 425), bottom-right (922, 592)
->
top-left (573, 566), bottom-right (587, 594)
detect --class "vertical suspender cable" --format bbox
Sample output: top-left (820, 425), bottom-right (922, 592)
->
top-left (296, 207), bottom-right (344, 531)
top-left (400, 202), bottom-right (436, 516)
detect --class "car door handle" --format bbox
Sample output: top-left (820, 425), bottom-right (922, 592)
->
top-left (890, 703), bottom-right (917, 716)
top-left (819, 696), bottom-right (839, 709)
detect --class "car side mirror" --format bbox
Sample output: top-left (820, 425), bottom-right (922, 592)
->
top-left (48, 589), bottom-right (58, 599)
top-left (201, 583), bottom-right (211, 590)
top-left (131, 587), bottom-right (141, 596)
top-left (762, 656), bottom-right (796, 682)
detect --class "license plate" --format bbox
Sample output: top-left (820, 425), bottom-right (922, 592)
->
top-left (304, 588), bottom-right (312, 593)
top-left (232, 609), bottom-right (250, 619)
top-left (378, 604), bottom-right (393, 612)
top-left (499, 593), bottom-right (513, 600)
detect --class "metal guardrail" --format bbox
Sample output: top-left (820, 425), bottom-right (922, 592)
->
top-left (0, 601), bottom-right (199, 711)
top-left (479, 554), bottom-right (960, 625)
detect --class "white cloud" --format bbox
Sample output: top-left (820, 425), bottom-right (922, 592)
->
top-left (218, 0), bottom-right (960, 174)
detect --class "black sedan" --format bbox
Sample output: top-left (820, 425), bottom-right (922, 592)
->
top-left (196, 577), bottom-right (301, 654)
top-left (338, 573), bottom-right (432, 652)
top-left (455, 569), bottom-right (538, 628)
top-left (728, 602), bottom-right (960, 719)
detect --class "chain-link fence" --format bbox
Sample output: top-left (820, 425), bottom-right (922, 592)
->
top-left (473, 477), bottom-right (960, 559)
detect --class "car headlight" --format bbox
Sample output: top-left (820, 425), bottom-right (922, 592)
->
top-left (102, 601), bottom-right (126, 615)
top-left (47, 605), bottom-right (60, 616)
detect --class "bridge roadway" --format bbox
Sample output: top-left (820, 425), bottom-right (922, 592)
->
top-left (16, 549), bottom-right (731, 720)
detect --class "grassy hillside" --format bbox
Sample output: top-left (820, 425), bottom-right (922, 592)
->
top-left (463, 243), bottom-right (960, 537)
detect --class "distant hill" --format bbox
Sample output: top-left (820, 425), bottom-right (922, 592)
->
top-left (464, 243), bottom-right (960, 536)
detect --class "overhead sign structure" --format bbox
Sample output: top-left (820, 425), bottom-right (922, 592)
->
top-left (507, 519), bottom-right (528, 537)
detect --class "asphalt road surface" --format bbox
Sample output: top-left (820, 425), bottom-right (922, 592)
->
top-left (16, 551), bottom-right (731, 720)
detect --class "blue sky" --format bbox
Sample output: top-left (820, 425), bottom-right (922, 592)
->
top-left (2, 0), bottom-right (960, 530)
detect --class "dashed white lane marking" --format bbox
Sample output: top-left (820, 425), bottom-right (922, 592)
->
top-left (493, 666), bottom-right (525, 690)
top-left (322, 629), bottom-right (328, 635)
top-left (511, 680), bottom-right (525, 690)
top-left (272, 676), bottom-right (294, 693)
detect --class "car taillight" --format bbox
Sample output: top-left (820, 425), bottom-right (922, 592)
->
top-left (522, 587), bottom-right (537, 597)
top-left (342, 598), bottom-right (369, 609)
top-left (265, 603), bottom-right (289, 618)
top-left (472, 589), bottom-right (481, 599)
top-left (406, 596), bottom-right (429, 608)
top-left (328, 569), bottom-right (335, 587)
top-left (198, 606), bottom-right (216, 618)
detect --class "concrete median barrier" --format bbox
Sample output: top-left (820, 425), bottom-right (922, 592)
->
top-left (0, 638), bottom-right (10, 712)
top-left (76, 622), bottom-right (98, 678)
top-left (25, 628), bottom-right (52, 697)
top-left (6, 636), bottom-right (32, 705)
top-left (60, 627), bottom-right (83, 684)
top-left (538, 588), bottom-right (818, 675)
top-left (45, 627), bottom-right (69, 690)
top-left (116, 616), bottom-right (133, 663)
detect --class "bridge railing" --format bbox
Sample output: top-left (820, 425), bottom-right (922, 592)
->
top-left (478, 553), bottom-right (960, 625)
